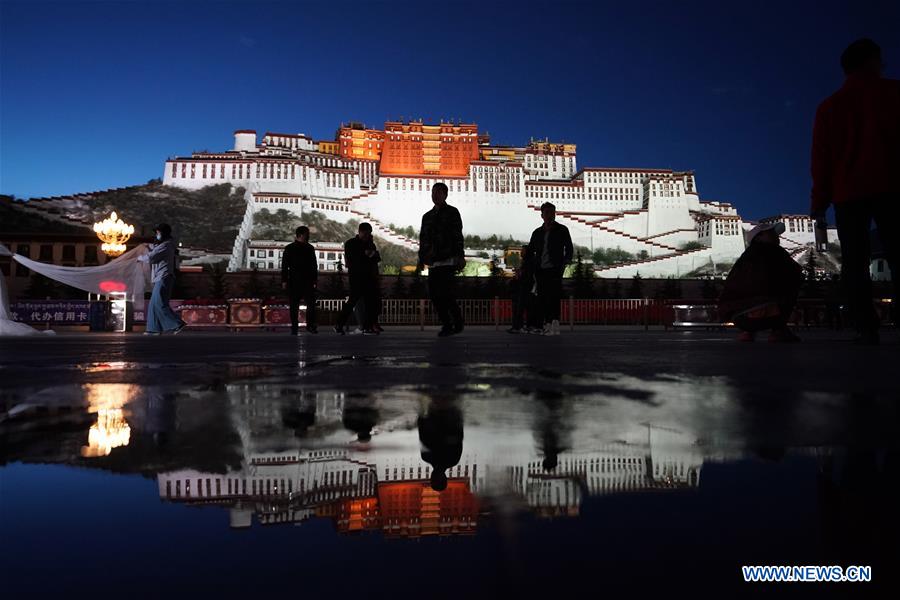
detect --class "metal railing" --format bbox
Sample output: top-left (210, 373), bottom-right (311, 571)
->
top-left (317, 297), bottom-right (671, 328)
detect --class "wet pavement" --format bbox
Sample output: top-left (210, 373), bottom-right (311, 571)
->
top-left (1, 328), bottom-right (899, 597)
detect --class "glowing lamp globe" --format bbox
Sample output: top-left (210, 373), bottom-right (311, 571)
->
top-left (99, 280), bottom-right (128, 293)
top-left (93, 211), bottom-right (135, 257)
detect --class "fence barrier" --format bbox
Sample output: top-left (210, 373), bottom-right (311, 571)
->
top-left (12, 297), bottom-right (891, 330)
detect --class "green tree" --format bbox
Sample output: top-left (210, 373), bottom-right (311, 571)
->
top-left (680, 241), bottom-right (705, 252)
top-left (660, 277), bottom-right (683, 300)
top-left (242, 267), bottom-right (265, 298)
top-left (628, 274), bottom-right (644, 298)
top-left (608, 277), bottom-right (622, 299)
top-left (803, 251), bottom-right (823, 298)
top-left (595, 277), bottom-right (610, 298)
top-left (205, 262), bottom-right (228, 299)
top-left (483, 260), bottom-right (505, 298)
top-left (568, 252), bottom-right (594, 298)
top-left (592, 247), bottom-right (635, 267)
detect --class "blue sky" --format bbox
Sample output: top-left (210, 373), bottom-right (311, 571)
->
top-left (1, 0), bottom-right (898, 219)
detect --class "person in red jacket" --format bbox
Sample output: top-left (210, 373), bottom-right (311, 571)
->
top-left (811, 39), bottom-right (900, 344)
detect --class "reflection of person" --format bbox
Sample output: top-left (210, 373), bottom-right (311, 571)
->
top-left (719, 223), bottom-right (803, 342)
top-left (280, 226), bottom-right (318, 335)
top-left (139, 223), bottom-right (186, 335)
top-left (281, 400), bottom-right (316, 438)
top-left (528, 202), bottom-right (573, 336)
top-left (533, 392), bottom-right (571, 471)
top-left (817, 447), bottom-right (899, 561)
top-left (418, 394), bottom-right (463, 491)
top-left (141, 390), bottom-right (177, 448)
top-left (418, 182), bottom-right (465, 337)
top-left (811, 39), bottom-right (900, 344)
top-left (335, 223), bottom-right (381, 335)
top-left (342, 397), bottom-right (380, 442)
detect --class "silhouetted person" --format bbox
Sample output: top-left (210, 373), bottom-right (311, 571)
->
top-left (719, 223), bottom-right (803, 342)
top-left (342, 396), bottom-right (379, 443)
top-left (281, 401), bottom-right (316, 438)
top-left (139, 223), bottom-right (186, 335)
top-left (811, 39), bottom-right (900, 344)
top-left (418, 395), bottom-right (463, 491)
top-left (508, 244), bottom-right (542, 333)
top-left (529, 202), bottom-right (573, 336)
top-left (334, 222), bottom-right (381, 335)
top-left (418, 182), bottom-right (465, 337)
top-left (280, 225), bottom-right (318, 335)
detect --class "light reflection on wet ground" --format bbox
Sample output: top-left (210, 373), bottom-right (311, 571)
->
top-left (1, 331), bottom-right (899, 596)
top-left (2, 377), bottom-right (899, 596)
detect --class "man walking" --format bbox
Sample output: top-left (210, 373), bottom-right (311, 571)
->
top-left (811, 39), bottom-right (900, 344)
top-left (418, 182), bottom-right (465, 337)
top-left (281, 226), bottom-right (318, 335)
top-left (335, 222), bottom-right (381, 335)
top-left (528, 202), bottom-right (573, 335)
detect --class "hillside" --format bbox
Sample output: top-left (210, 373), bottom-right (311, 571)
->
top-left (252, 208), bottom-right (419, 270)
top-left (20, 182), bottom-right (247, 252)
top-left (1, 195), bottom-right (91, 233)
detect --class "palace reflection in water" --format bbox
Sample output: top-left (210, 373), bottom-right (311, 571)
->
top-left (158, 392), bottom-right (703, 536)
top-left (3, 374), bottom-right (899, 596)
top-left (3, 378), bottom-right (722, 536)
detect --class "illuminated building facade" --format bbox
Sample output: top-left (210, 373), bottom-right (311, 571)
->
top-left (379, 120), bottom-right (479, 176)
top-left (161, 120), bottom-right (751, 275)
top-left (337, 122), bottom-right (384, 161)
top-left (156, 386), bottom-right (706, 536)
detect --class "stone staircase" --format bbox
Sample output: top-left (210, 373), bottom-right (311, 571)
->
top-left (348, 204), bottom-right (420, 251)
top-left (228, 184), bottom-right (260, 271)
top-left (527, 205), bottom-right (677, 255)
top-left (593, 246), bottom-right (714, 278)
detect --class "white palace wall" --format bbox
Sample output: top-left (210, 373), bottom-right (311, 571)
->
top-left (164, 132), bottom-right (753, 275)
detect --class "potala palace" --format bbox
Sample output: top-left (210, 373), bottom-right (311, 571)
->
top-left (162, 121), bottom-right (822, 277)
top-left (155, 383), bottom-right (721, 534)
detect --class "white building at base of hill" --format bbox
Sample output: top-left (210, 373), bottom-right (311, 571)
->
top-left (163, 129), bottom-right (749, 275)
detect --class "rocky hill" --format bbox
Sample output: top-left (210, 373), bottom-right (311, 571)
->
top-left (252, 208), bottom-right (419, 269)
top-left (12, 182), bottom-right (419, 268)
top-left (15, 182), bottom-right (246, 252)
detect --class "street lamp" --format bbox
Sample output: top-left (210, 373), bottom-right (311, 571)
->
top-left (93, 211), bottom-right (135, 257)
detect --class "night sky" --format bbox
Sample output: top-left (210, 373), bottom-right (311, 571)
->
top-left (1, 0), bottom-right (898, 220)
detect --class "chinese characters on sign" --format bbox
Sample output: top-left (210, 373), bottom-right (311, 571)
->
top-left (9, 301), bottom-right (92, 324)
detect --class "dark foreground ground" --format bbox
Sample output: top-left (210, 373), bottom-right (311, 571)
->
top-left (1, 327), bottom-right (899, 597)
top-left (3, 326), bottom-right (900, 390)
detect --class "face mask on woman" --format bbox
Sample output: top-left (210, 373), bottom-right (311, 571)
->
top-left (156, 233), bottom-right (162, 241)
